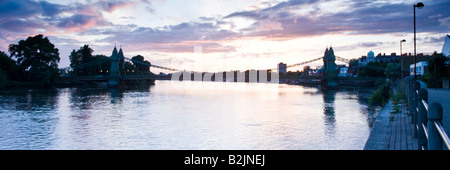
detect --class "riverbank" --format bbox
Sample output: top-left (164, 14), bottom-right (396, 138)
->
top-left (1, 81), bottom-right (46, 90)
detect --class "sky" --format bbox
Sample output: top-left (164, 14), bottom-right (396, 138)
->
top-left (0, 0), bottom-right (449, 72)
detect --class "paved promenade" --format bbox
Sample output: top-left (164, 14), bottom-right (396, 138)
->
top-left (364, 88), bottom-right (450, 150)
top-left (364, 100), bottom-right (417, 150)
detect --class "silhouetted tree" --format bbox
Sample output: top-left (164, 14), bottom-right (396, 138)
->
top-left (131, 55), bottom-right (151, 74)
top-left (419, 52), bottom-right (449, 88)
top-left (69, 44), bottom-right (96, 76)
top-left (358, 62), bottom-right (388, 78)
top-left (8, 34), bottom-right (60, 87)
top-left (0, 51), bottom-right (15, 73)
top-left (124, 61), bottom-right (136, 75)
top-left (93, 54), bottom-right (111, 75)
top-left (385, 62), bottom-right (401, 81)
top-left (0, 51), bottom-right (21, 86)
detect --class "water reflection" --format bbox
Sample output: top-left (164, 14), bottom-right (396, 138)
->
top-left (108, 88), bottom-right (123, 104)
top-left (322, 90), bottom-right (337, 137)
top-left (0, 81), bottom-right (376, 150)
top-left (0, 89), bottom-right (60, 149)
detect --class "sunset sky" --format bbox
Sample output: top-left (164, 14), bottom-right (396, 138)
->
top-left (1, 0), bottom-right (449, 72)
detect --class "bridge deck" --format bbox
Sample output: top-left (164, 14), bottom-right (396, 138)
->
top-left (69, 75), bottom-right (158, 81)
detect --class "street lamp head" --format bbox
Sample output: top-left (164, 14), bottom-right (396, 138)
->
top-left (415, 2), bottom-right (424, 9)
top-left (401, 39), bottom-right (406, 42)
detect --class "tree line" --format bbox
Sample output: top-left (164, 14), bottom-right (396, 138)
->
top-left (0, 34), bottom-right (153, 89)
top-left (68, 44), bottom-right (152, 77)
top-left (1, 34), bottom-right (59, 88)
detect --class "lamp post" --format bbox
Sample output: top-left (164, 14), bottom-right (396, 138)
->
top-left (400, 39), bottom-right (406, 55)
top-left (414, 2), bottom-right (424, 77)
top-left (400, 39), bottom-right (406, 77)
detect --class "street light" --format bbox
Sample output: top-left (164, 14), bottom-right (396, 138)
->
top-left (413, 2), bottom-right (424, 77)
top-left (400, 39), bottom-right (406, 55)
top-left (400, 39), bottom-right (406, 77)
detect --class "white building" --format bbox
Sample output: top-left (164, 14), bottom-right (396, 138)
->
top-left (338, 67), bottom-right (349, 77)
top-left (410, 61), bottom-right (428, 76)
top-left (358, 50), bottom-right (376, 67)
top-left (442, 34), bottom-right (450, 57)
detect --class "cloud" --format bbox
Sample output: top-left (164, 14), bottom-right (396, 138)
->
top-left (97, 20), bottom-right (238, 53)
top-left (418, 36), bottom-right (447, 45)
top-left (0, 19), bottom-right (42, 33)
top-left (56, 15), bottom-right (104, 32)
top-left (0, 0), bottom-right (138, 34)
top-left (438, 17), bottom-right (450, 28)
top-left (357, 42), bottom-right (391, 48)
top-left (222, 0), bottom-right (450, 39)
top-left (0, 0), bottom-right (40, 18)
top-left (3, 0), bottom-right (448, 44)
top-left (225, 10), bottom-right (268, 20)
top-left (1, 0), bottom-right (449, 68)
top-left (39, 1), bottom-right (67, 17)
top-left (96, 1), bottom-right (138, 12)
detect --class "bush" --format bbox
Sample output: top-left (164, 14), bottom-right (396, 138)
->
top-left (369, 85), bottom-right (390, 106)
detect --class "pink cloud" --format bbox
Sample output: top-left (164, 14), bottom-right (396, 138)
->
top-left (96, 1), bottom-right (138, 13)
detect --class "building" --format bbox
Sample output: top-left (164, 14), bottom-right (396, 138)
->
top-left (278, 62), bottom-right (287, 75)
top-left (410, 61), bottom-right (428, 76)
top-left (376, 53), bottom-right (400, 63)
top-left (308, 68), bottom-right (323, 77)
top-left (442, 34), bottom-right (450, 57)
top-left (338, 67), bottom-right (349, 77)
top-left (59, 68), bottom-right (70, 77)
top-left (358, 51), bottom-right (401, 67)
top-left (401, 53), bottom-right (435, 77)
top-left (358, 50), bottom-right (376, 67)
top-left (356, 49), bottom-right (434, 77)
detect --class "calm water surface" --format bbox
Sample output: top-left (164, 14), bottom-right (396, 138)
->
top-left (0, 81), bottom-right (378, 150)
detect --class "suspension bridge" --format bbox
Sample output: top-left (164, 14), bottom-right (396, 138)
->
top-left (60, 46), bottom-right (374, 88)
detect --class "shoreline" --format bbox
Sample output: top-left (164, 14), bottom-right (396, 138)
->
top-left (363, 99), bottom-right (393, 150)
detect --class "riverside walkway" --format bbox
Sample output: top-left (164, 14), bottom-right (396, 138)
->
top-left (364, 88), bottom-right (450, 150)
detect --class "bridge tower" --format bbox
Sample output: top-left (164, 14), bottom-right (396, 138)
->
top-left (323, 47), bottom-right (337, 86)
top-left (109, 46), bottom-right (120, 87)
top-left (118, 47), bottom-right (125, 75)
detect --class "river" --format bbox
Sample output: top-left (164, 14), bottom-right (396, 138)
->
top-left (0, 81), bottom-right (378, 150)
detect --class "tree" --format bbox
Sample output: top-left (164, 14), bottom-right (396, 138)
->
top-left (385, 62), bottom-right (401, 81)
top-left (419, 52), bottom-right (449, 88)
top-left (8, 34), bottom-right (60, 87)
top-left (124, 61), bottom-right (136, 75)
top-left (69, 44), bottom-right (95, 76)
top-left (131, 55), bottom-right (151, 74)
top-left (0, 51), bottom-right (21, 85)
top-left (358, 62), bottom-right (388, 78)
top-left (349, 59), bottom-right (358, 68)
top-left (0, 51), bottom-right (15, 73)
top-left (93, 54), bottom-right (111, 75)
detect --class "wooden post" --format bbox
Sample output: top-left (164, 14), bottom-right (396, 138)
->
top-left (417, 88), bottom-right (428, 150)
top-left (427, 102), bottom-right (443, 150)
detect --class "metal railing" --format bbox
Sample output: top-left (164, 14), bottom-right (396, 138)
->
top-left (404, 77), bottom-right (450, 150)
